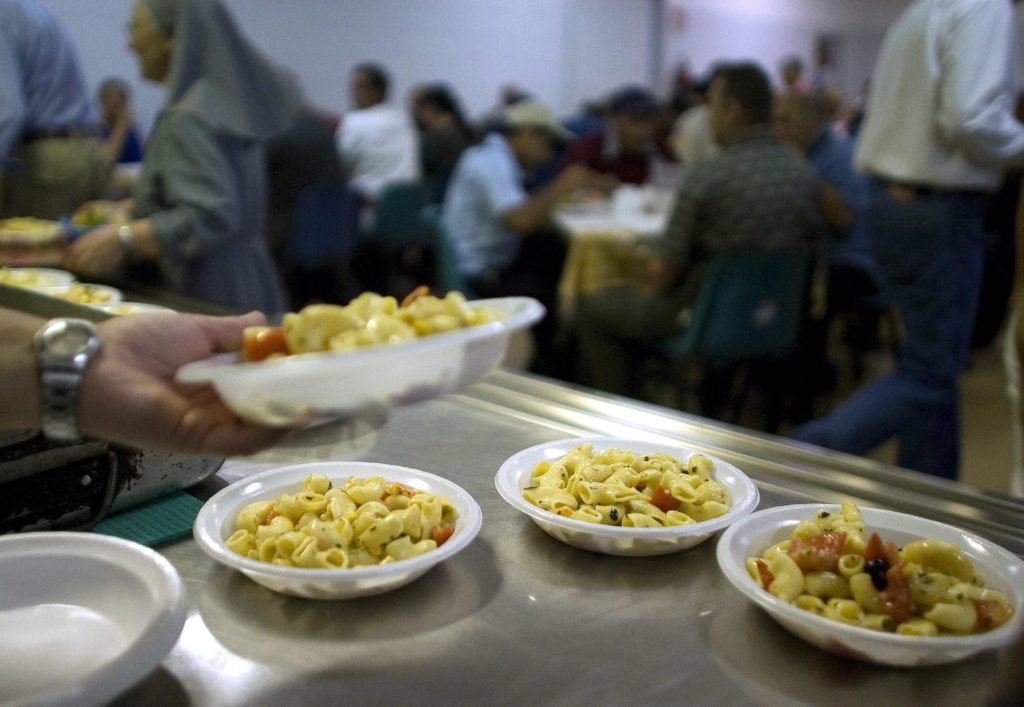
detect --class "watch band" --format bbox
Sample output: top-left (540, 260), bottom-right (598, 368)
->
top-left (38, 366), bottom-right (87, 441)
top-left (34, 318), bottom-right (102, 442)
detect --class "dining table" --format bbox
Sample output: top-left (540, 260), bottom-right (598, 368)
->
top-left (553, 187), bottom-right (671, 318)
top-left (104, 367), bottom-right (1024, 706)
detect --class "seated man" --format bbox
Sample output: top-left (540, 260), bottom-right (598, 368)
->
top-left (576, 63), bottom-right (824, 397)
top-left (337, 63), bottom-right (420, 201)
top-left (441, 100), bottom-right (613, 369)
top-left (774, 89), bottom-right (884, 381)
top-left (559, 85), bottom-right (674, 185)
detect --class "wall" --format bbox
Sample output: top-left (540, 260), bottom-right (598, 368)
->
top-left (662, 0), bottom-right (914, 98)
top-left (40, 0), bottom-right (657, 137)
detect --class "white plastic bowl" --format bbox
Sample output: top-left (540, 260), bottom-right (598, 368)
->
top-left (0, 267), bottom-right (75, 287)
top-left (0, 532), bottom-right (187, 707)
top-left (716, 504), bottom-right (1024, 666)
top-left (176, 296), bottom-right (545, 426)
top-left (194, 462), bottom-right (483, 599)
top-left (495, 436), bottom-right (759, 556)
top-left (38, 282), bottom-right (123, 305)
top-left (93, 301), bottom-right (177, 316)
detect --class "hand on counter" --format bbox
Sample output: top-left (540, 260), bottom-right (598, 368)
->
top-left (79, 311), bottom-right (290, 455)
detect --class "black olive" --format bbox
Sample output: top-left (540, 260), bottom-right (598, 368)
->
top-left (865, 557), bottom-right (889, 590)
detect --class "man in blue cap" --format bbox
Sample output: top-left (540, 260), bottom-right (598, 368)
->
top-left (559, 85), bottom-right (674, 184)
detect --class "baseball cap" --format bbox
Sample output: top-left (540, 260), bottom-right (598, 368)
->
top-left (501, 100), bottom-right (573, 143)
top-left (609, 86), bottom-right (658, 116)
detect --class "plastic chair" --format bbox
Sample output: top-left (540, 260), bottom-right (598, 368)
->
top-left (284, 183), bottom-right (360, 267)
top-left (371, 180), bottom-right (434, 249)
top-left (282, 183), bottom-right (360, 306)
top-left (664, 247), bottom-right (815, 427)
top-left (424, 205), bottom-right (476, 298)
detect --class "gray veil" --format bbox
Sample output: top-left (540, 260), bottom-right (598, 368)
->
top-left (142, 0), bottom-right (303, 140)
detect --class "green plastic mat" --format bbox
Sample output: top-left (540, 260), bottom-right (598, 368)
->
top-left (92, 491), bottom-right (203, 548)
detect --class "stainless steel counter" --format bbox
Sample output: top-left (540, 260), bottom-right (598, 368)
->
top-left (114, 370), bottom-right (1024, 706)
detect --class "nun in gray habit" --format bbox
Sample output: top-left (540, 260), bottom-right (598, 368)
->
top-left (66, 0), bottom-right (301, 313)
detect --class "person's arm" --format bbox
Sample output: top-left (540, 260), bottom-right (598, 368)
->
top-left (503, 163), bottom-right (616, 234)
top-left (939, 1), bottom-right (1024, 165)
top-left (64, 111), bottom-right (238, 278)
top-left (104, 108), bottom-right (133, 163)
top-left (649, 168), bottom-right (705, 292)
top-left (0, 308), bottom-right (287, 454)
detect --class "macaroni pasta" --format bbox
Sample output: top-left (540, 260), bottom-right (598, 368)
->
top-left (521, 444), bottom-right (730, 527)
top-left (228, 474), bottom-right (458, 568)
top-left (745, 502), bottom-right (1015, 635)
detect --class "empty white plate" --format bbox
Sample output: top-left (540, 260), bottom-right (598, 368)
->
top-left (0, 533), bottom-right (187, 706)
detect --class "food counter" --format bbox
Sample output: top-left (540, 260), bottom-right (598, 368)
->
top-left (111, 370), bottom-right (1024, 706)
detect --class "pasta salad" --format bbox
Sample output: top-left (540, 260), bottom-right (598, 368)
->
top-left (521, 444), bottom-right (730, 527)
top-left (746, 501), bottom-right (1015, 635)
top-left (226, 473), bottom-right (457, 569)
top-left (240, 288), bottom-right (504, 361)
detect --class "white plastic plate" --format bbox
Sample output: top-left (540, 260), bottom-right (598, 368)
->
top-left (176, 296), bottom-right (544, 425)
top-left (0, 532), bottom-right (187, 706)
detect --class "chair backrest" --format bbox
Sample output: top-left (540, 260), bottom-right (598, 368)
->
top-left (284, 183), bottom-right (360, 267)
top-left (373, 180), bottom-right (434, 249)
top-left (424, 205), bottom-right (475, 298)
top-left (669, 248), bottom-right (815, 362)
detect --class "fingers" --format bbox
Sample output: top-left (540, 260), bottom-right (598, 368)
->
top-left (191, 311), bottom-right (268, 353)
top-left (179, 405), bottom-right (289, 455)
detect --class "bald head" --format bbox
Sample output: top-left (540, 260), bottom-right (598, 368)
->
top-left (773, 90), bottom-right (829, 153)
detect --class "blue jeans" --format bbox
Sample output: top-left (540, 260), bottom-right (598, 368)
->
top-left (792, 181), bottom-right (985, 479)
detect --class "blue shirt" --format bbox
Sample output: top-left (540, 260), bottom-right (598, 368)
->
top-left (807, 128), bottom-right (880, 282)
top-left (441, 133), bottom-right (528, 276)
top-left (0, 0), bottom-right (97, 160)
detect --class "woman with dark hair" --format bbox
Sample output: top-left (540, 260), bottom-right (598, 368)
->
top-left (65, 0), bottom-right (301, 313)
top-left (410, 83), bottom-right (477, 194)
top-left (97, 77), bottom-right (143, 164)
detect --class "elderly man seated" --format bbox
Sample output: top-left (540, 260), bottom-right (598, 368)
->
top-left (441, 100), bottom-right (614, 373)
top-left (576, 63), bottom-right (824, 397)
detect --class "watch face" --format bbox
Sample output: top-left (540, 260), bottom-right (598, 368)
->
top-left (40, 319), bottom-right (100, 359)
top-left (50, 326), bottom-right (93, 356)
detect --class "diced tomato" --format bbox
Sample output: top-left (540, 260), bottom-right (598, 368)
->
top-left (878, 564), bottom-right (912, 621)
top-left (265, 506), bottom-right (278, 523)
top-left (649, 485), bottom-right (679, 513)
top-left (755, 559), bottom-right (775, 591)
top-left (864, 532), bottom-right (900, 566)
top-left (243, 327), bottom-right (290, 362)
top-left (431, 526), bottom-right (455, 546)
top-left (401, 285), bottom-right (430, 308)
top-left (786, 531), bottom-right (847, 572)
top-left (973, 599), bottom-right (1014, 632)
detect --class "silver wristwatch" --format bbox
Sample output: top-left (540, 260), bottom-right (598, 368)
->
top-left (34, 318), bottom-right (103, 441)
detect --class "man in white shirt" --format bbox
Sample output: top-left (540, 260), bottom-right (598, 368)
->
top-left (337, 63), bottom-right (420, 200)
top-left (793, 0), bottom-right (1024, 480)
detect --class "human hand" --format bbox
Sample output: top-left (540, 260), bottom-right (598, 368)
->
top-left (63, 225), bottom-right (126, 277)
top-left (79, 311), bottom-right (290, 455)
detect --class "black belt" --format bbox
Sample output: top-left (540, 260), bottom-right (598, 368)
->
top-left (22, 126), bottom-right (99, 142)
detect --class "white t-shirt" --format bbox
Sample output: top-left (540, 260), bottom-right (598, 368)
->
top-left (854, 0), bottom-right (1024, 190)
top-left (337, 103), bottom-right (420, 198)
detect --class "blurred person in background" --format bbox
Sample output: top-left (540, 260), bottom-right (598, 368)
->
top-left (64, 0), bottom-right (300, 313)
top-left (774, 89), bottom-right (883, 392)
top-left (558, 85), bottom-right (674, 185)
top-left (669, 70), bottom-right (721, 169)
top-left (410, 83), bottom-right (477, 199)
top-left (441, 100), bottom-right (614, 372)
top-left (337, 63), bottom-right (420, 202)
top-left (97, 77), bottom-right (144, 164)
top-left (792, 0), bottom-right (1024, 480)
top-left (576, 63), bottom-right (823, 397)
top-left (0, 0), bottom-right (110, 219)
top-left (779, 55), bottom-right (807, 94)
